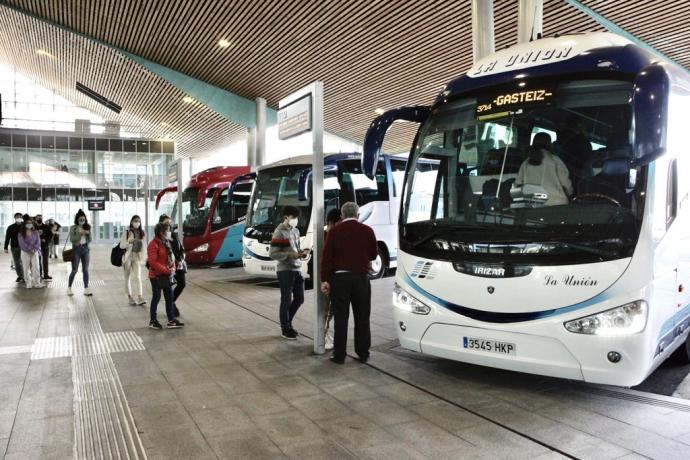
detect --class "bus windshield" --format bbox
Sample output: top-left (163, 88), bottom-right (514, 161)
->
top-left (246, 165), bottom-right (313, 235)
top-left (402, 79), bottom-right (646, 263)
top-left (182, 186), bottom-right (216, 236)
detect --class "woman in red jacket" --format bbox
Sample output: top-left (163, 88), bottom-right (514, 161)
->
top-left (147, 223), bottom-right (184, 330)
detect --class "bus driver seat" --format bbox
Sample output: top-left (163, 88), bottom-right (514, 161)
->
top-left (577, 157), bottom-right (631, 206)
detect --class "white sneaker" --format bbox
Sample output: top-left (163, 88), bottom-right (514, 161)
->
top-left (128, 296), bottom-right (136, 306)
top-left (67, 287), bottom-right (74, 296)
top-left (35, 283), bottom-right (46, 289)
top-left (84, 288), bottom-right (93, 296)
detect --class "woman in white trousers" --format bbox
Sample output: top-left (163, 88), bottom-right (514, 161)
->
top-left (17, 216), bottom-right (44, 289)
top-left (120, 215), bottom-right (146, 305)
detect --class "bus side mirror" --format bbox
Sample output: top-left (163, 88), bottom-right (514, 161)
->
top-left (362, 106), bottom-right (430, 179)
top-left (632, 64), bottom-right (669, 166)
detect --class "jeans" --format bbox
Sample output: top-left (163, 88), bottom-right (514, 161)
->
top-left (10, 247), bottom-right (23, 279)
top-left (277, 270), bottom-right (304, 331)
top-left (150, 277), bottom-right (175, 323)
top-left (331, 273), bottom-right (371, 360)
top-left (68, 245), bottom-right (90, 288)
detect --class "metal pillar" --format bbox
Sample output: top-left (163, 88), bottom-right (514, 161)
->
top-left (518, 0), bottom-right (543, 44)
top-left (472, 0), bottom-right (495, 63)
top-left (176, 158), bottom-right (187, 241)
top-left (247, 127), bottom-right (257, 169)
top-left (255, 97), bottom-right (267, 167)
top-left (311, 82), bottom-right (326, 355)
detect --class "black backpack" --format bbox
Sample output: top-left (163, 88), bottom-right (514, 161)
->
top-left (110, 243), bottom-right (126, 267)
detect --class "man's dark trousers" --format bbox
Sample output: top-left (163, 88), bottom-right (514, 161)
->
top-left (331, 272), bottom-right (371, 361)
top-left (40, 245), bottom-right (50, 278)
top-left (277, 270), bottom-right (304, 331)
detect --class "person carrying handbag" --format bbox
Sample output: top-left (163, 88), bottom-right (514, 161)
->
top-left (68, 209), bottom-right (92, 296)
top-left (121, 215), bottom-right (146, 306)
top-left (147, 222), bottom-right (184, 330)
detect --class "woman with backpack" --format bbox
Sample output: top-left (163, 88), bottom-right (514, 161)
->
top-left (120, 215), bottom-right (146, 305)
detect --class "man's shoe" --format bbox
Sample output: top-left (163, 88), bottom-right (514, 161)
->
top-left (289, 327), bottom-right (299, 337)
top-left (44, 276), bottom-right (52, 281)
top-left (84, 288), bottom-right (93, 297)
top-left (15, 277), bottom-right (22, 283)
top-left (167, 319), bottom-right (185, 329)
top-left (358, 354), bottom-right (370, 364)
top-left (67, 287), bottom-right (74, 296)
top-left (281, 329), bottom-right (298, 340)
top-left (329, 355), bottom-right (345, 364)
top-left (149, 320), bottom-right (163, 330)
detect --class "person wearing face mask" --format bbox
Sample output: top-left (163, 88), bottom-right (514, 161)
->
top-left (68, 209), bottom-right (92, 296)
top-left (159, 214), bottom-right (185, 318)
top-left (48, 219), bottom-right (61, 259)
top-left (18, 216), bottom-right (44, 289)
top-left (4, 212), bottom-right (25, 283)
top-left (34, 214), bottom-right (53, 281)
top-left (515, 132), bottom-right (573, 206)
top-left (147, 222), bottom-right (184, 329)
top-left (269, 206), bottom-right (309, 340)
top-left (120, 215), bottom-right (146, 305)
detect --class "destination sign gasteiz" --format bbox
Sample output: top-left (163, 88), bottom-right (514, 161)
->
top-left (476, 86), bottom-right (555, 116)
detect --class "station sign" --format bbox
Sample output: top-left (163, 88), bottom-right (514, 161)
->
top-left (168, 161), bottom-right (177, 184)
top-left (278, 94), bottom-right (312, 140)
top-left (476, 84), bottom-right (556, 117)
top-left (87, 197), bottom-right (106, 211)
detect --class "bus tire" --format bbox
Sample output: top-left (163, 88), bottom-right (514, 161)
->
top-left (369, 245), bottom-right (388, 280)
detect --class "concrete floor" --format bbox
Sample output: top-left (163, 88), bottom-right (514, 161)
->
top-left (2, 245), bottom-right (690, 459)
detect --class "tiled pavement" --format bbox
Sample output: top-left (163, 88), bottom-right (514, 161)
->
top-left (1, 245), bottom-right (690, 459)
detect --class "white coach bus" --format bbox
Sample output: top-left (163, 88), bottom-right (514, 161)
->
top-left (242, 152), bottom-right (407, 279)
top-left (362, 32), bottom-right (690, 386)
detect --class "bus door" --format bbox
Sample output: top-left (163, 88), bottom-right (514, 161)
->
top-left (388, 157), bottom-right (407, 225)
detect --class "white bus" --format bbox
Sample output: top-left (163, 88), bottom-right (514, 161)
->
top-left (362, 32), bottom-right (690, 387)
top-left (242, 152), bottom-right (406, 279)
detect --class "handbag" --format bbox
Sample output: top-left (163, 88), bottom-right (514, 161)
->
top-left (61, 239), bottom-right (73, 263)
top-left (157, 274), bottom-right (177, 288)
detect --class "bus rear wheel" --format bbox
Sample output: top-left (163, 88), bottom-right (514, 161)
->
top-left (369, 246), bottom-right (387, 279)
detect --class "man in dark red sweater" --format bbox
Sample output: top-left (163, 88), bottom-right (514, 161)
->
top-left (320, 202), bottom-right (378, 364)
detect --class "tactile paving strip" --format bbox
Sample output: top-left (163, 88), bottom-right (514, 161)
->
top-left (47, 280), bottom-right (106, 288)
top-left (69, 296), bottom-right (147, 459)
top-left (31, 331), bottom-right (145, 360)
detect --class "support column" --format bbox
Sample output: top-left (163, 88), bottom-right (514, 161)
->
top-left (176, 158), bottom-right (187, 241)
top-left (472, 0), bottom-right (495, 63)
top-left (246, 127), bottom-right (257, 169)
top-left (311, 82), bottom-right (326, 355)
top-left (518, 0), bottom-right (543, 44)
top-left (255, 97), bottom-right (267, 168)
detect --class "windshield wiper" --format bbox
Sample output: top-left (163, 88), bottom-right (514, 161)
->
top-left (545, 241), bottom-right (621, 259)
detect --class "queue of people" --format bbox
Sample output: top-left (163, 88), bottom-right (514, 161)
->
top-left (5, 212), bottom-right (63, 287)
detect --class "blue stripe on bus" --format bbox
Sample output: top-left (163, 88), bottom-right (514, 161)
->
top-left (401, 271), bottom-right (611, 323)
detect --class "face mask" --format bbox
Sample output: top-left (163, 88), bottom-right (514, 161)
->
top-left (78, 219), bottom-right (86, 225)
top-left (15, 218), bottom-right (22, 224)
top-left (164, 231), bottom-right (172, 240)
top-left (26, 224), bottom-right (33, 230)
top-left (132, 222), bottom-right (140, 229)
top-left (288, 218), bottom-right (298, 228)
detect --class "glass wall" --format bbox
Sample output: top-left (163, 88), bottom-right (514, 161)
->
top-left (0, 129), bottom-right (175, 242)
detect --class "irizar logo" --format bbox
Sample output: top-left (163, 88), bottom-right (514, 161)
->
top-left (473, 266), bottom-right (505, 277)
top-left (410, 261), bottom-right (436, 280)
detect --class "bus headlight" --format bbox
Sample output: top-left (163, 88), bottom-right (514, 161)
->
top-left (393, 284), bottom-right (430, 315)
top-left (564, 301), bottom-right (647, 336)
top-left (192, 243), bottom-right (209, 253)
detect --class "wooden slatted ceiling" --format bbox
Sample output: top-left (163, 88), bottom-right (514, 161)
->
top-left (2, 1), bottom-right (690, 156)
top-left (0, 6), bottom-right (246, 158)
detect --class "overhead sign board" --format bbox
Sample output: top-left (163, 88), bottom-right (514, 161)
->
top-left (168, 161), bottom-right (178, 184)
top-left (87, 197), bottom-right (106, 211)
top-left (278, 94), bottom-right (312, 140)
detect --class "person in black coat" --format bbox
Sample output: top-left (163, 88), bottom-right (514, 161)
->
top-left (4, 212), bottom-right (25, 282)
top-left (35, 214), bottom-right (53, 280)
top-left (159, 214), bottom-right (186, 318)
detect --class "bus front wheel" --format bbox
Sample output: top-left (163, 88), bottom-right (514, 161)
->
top-left (369, 246), bottom-right (387, 279)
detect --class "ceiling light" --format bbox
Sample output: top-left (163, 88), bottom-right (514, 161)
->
top-left (36, 49), bottom-right (54, 58)
top-left (217, 39), bottom-right (232, 48)
top-left (374, 108), bottom-right (385, 115)
top-left (182, 96), bottom-right (194, 104)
